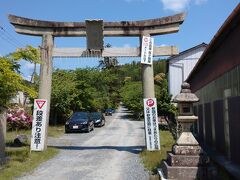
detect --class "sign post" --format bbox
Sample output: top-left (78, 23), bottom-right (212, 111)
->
top-left (144, 98), bottom-right (160, 151)
top-left (143, 98), bottom-right (160, 150)
top-left (141, 36), bottom-right (154, 65)
top-left (30, 99), bottom-right (48, 151)
top-left (141, 35), bottom-right (160, 151)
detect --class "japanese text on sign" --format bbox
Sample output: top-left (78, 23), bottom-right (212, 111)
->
top-left (143, 98), bottom-right (160, 151)
top-left (141, 36), bottom-right (154, 65)
top-left (31, 99), bottom-right (47, 151)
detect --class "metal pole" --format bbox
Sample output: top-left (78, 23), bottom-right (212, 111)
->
top-left (39, 34), bottom-right (53, 150)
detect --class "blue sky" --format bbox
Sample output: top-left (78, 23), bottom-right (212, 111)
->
top-left (0, 0), bottom-right (239, 78)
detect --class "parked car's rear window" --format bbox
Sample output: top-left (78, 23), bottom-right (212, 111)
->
top-left (71, 112), bottom-right (89, 120)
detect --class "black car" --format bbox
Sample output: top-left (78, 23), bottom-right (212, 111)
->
top-left (65, 112), bottom-right (94, 133)
top-left (90, 112), bottom-right (105, 127)
top-left (105, 108), bottom-right (113, 116)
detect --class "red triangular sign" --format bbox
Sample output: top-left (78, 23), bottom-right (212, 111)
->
top-left (36, 100), bottom-right (46, 109)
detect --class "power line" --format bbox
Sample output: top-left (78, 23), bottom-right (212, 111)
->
top-left (0, 25), bottom-right (26, 48)
top-left (0, 31), bottom-right (19, 48)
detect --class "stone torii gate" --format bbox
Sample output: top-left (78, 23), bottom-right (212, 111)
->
top-left (9, 13), bottom-right (185, 150)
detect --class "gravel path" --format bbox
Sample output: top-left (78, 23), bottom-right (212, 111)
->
top-left (17, 106), bottom-right (149, 180)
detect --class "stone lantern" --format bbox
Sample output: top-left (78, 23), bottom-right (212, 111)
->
top-left (160, 82), bottom-right (212, 180)
top-left (173, 82), bottom-right (199, 146)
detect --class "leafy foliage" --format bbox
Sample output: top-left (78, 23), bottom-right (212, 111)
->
top-left (9, 45), bottom-right (41, 64)
top-left (118, 60), bottom-right (175, 120)
top-left (50, 68), bottom-right (121, 124)
top-left (154, 73), bottom-right (176, 117)
top-left (0, 46), bottom-right (40, 107)
top-left (120, 81), bottom-right (143, 119)
top-left (0, 57), bottom-right (37, 106)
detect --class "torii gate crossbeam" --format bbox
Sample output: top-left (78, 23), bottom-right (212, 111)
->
top-left (9, 14), bottom-right (185, 37)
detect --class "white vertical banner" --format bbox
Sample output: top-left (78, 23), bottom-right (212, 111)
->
top-left (141, 36), bottom-right (154, 65)
top-left (148, 38), bottom-right (154, 64)
top-left (143, 98), bottom-right (160, 151)
top-left (31, 99), bottom-right (48, 151)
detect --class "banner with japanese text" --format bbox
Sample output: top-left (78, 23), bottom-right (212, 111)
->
top-left (143, 98), bottom-right (160, 150)
top-left (141, 36), bottom-right (154, 65)
top-left (30, 99), bottom-right (47, 151)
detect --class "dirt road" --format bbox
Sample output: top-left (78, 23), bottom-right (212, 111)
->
top-left (18, 106), bottom-right (149, 180)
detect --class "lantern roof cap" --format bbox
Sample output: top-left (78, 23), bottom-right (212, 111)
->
top-left (173, 82), bottom-right (199, 103)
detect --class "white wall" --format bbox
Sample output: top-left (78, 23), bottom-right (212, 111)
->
top-left (168, 46), bottom-right (206, 99)
top-left (10, 91), bottom-right (30, 106)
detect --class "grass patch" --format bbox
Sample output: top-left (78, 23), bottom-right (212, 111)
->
top-left (6, 125), bottom-right (64, 142)
top-left (1, 146), bottom-right (58, 180)
top-left (140, 130), bottom-right (175, 174)
top-left (48, 125), bottom-right (65, 137)
top-left (6, 129), bottom-right (31, 143)
top-left (1, 125), bottom-right (64, 179)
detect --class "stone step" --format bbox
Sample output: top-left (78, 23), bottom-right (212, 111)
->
top-left (161, 161), bottom-right (208, 180)
top-left (172, 144), bottom-right (203, 155)
top-left (167, 152), bottom-right (209, 167)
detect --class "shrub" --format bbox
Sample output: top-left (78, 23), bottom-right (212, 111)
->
top-left (7, 105), bottom-right (32, 130)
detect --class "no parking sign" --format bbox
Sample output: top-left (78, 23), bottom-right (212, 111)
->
top-left (143, 98), bottom-right (160, 150)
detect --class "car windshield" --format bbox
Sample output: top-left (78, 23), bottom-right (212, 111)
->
top-left (90, 112), bottom-right (101, 119)
top-left (70, 112), bottom-right (89, 121)
top-left (106, 109), bottom-right (112, 112)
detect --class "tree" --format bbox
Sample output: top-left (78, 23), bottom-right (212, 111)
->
top-left (9, 45), bottom-right (41, 84)
top-left (9, 46), bottom-right (41, 63)
top-left (120, 81), bottom-right (143, 119)
top-left (0, 47), bottom-right (39, 107)
top-left (50, 70), bottom-right (78, 124)
top-left (154, 73), bottom-right (176, 118)
top-left (50, 68), bottom-right (122, 124)
top-left (119, 61), bottom-right (176, 121)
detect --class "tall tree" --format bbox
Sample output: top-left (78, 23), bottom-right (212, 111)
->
top-left (154, 73), bottom-right (176, 118)
top-left (0, 56), bottom-right (37, 106)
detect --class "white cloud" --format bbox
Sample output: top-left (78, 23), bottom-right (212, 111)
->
top-left (161, 0), bottom-right (190, 12)
top-left (160, 0), bottom-right (207, 12)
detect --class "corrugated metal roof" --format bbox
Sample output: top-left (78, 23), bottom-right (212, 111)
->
top-left (168, 42), bottom-right (208, 61)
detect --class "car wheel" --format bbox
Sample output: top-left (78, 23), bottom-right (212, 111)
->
top-left (87, 125), bottom-right (91, 133)
top-left (65, 129), bottom-right (69, 133)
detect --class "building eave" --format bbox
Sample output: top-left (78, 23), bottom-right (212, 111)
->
top-left (186, 3), bottom-right (240, 84)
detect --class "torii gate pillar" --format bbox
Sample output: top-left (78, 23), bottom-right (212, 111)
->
top-left (39, 34), bottom-right (54, 150)
top-left (141, 34), bottom-right (155, 99)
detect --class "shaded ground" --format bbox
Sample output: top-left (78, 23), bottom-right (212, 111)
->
top-left (17, 106), bottom-right (149, 180)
